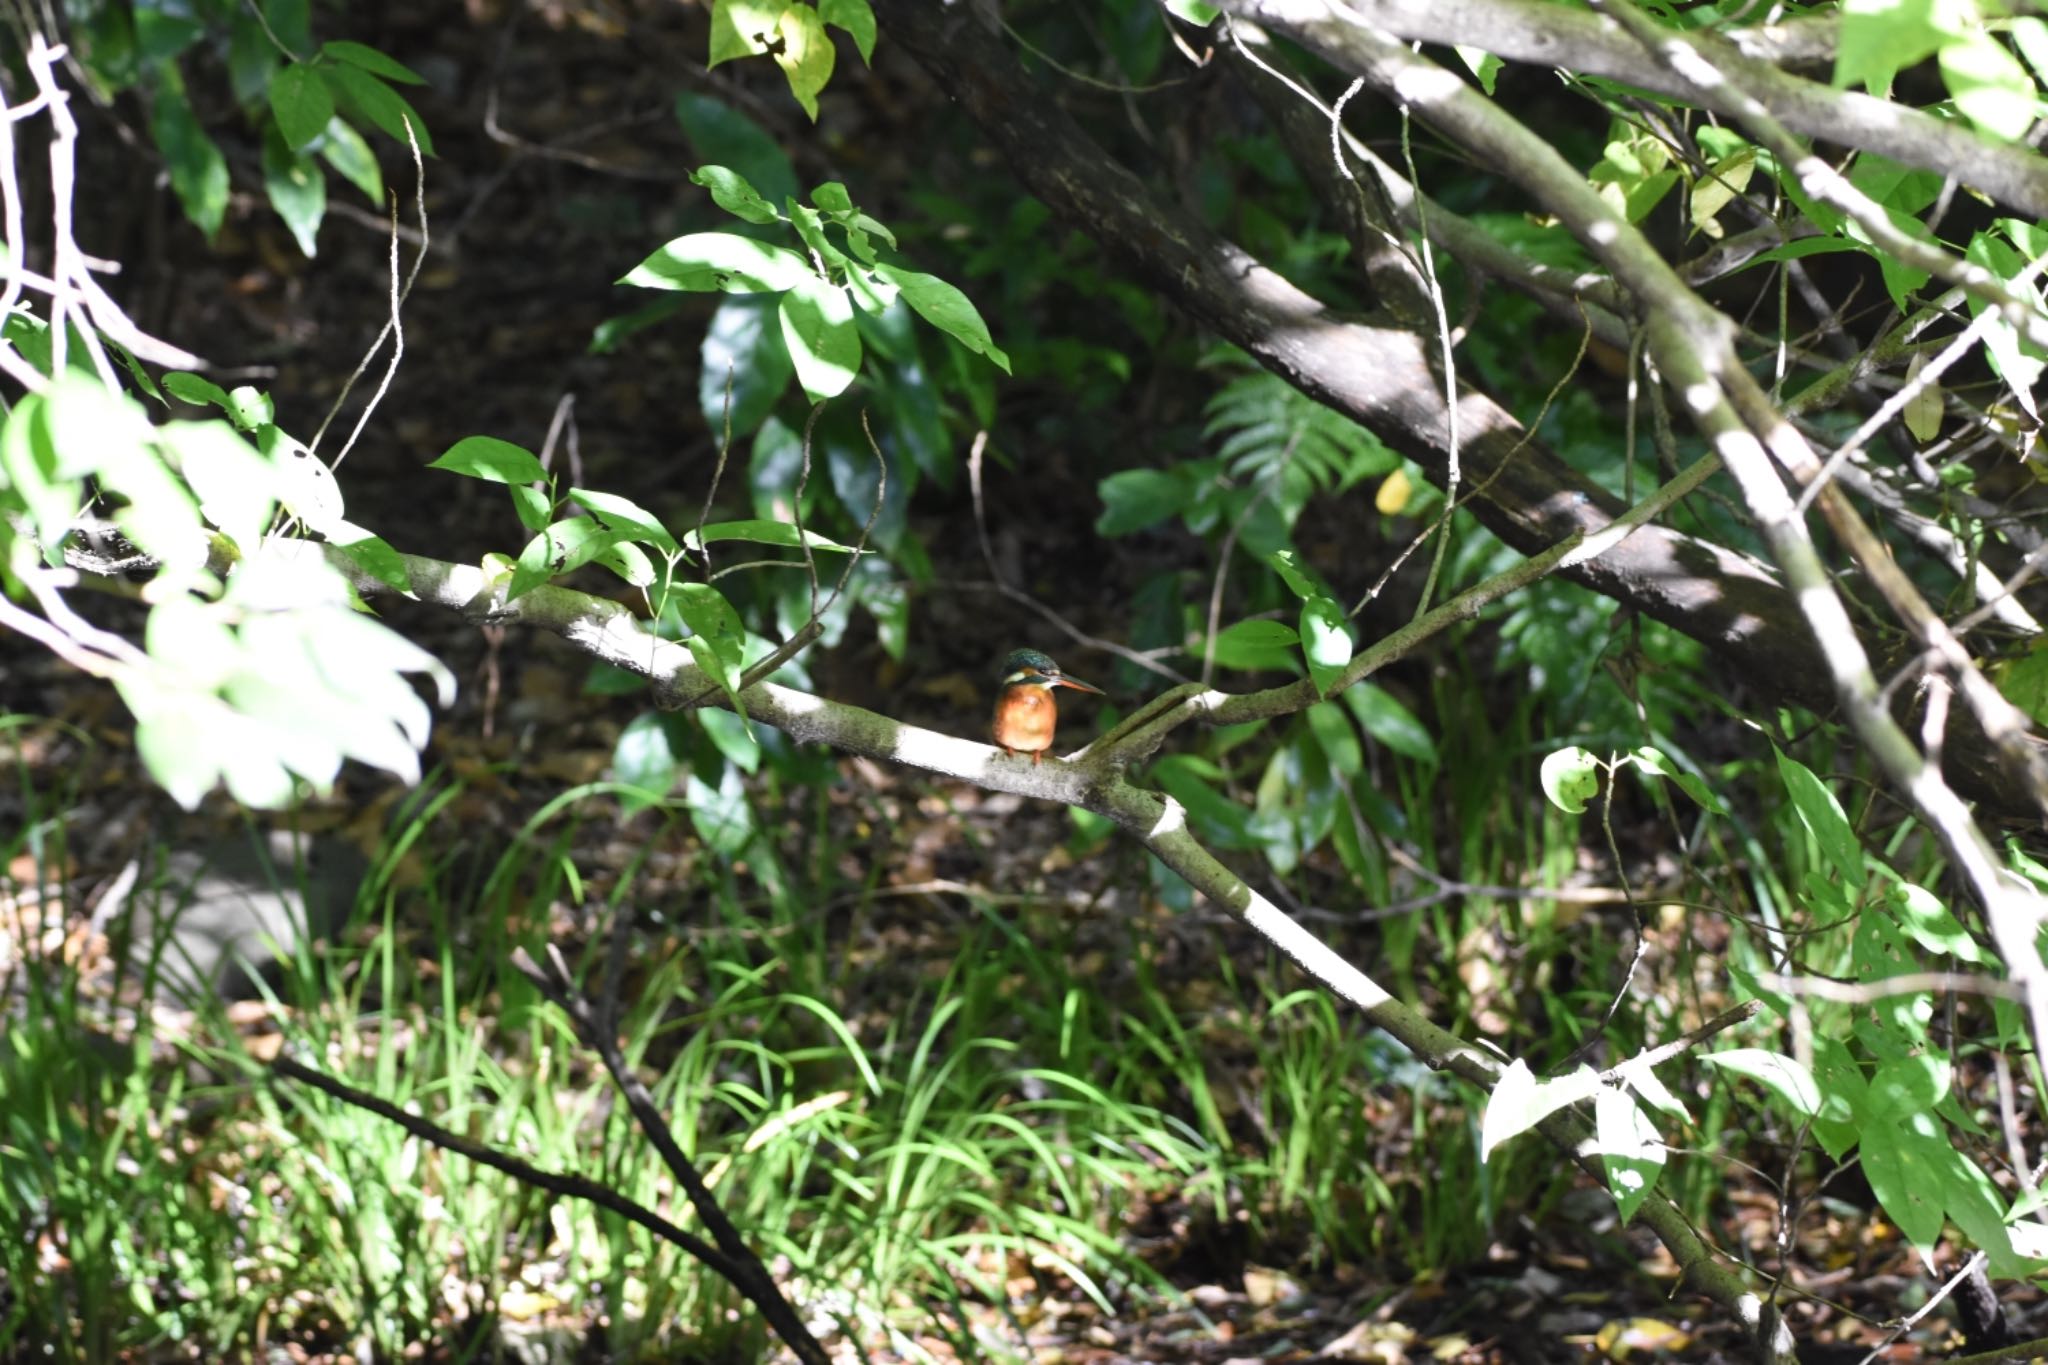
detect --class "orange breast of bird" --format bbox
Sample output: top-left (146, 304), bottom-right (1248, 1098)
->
top-left (994, 686), bottom-right (1058, 751)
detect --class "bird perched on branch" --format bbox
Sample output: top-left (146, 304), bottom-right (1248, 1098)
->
top-left (991, 649), bottom-right (1103, 764)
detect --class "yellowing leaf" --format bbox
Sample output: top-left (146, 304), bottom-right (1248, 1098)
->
top-left (774, 3), bottom-right (834, 121)
top-left (1592, 1316), bottom-right (1693, 1356)
top-left (1902, 351), bottom-right (1944, 443)
top-left (1375, 467), bottom-right (1412, 514)
top-left (1690, 147), bottom-right (1755, 240)
top-left (709, 0), bottom-right (792, 67)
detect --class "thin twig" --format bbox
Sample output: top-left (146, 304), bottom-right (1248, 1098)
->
top-left (509, 945), bottom-right (832, 1365)
top-left (314, 116), bottom-right (429, 460)
top-left (269, 1052), bottom-right (746, 1285)
top-left (694, 367), bottom-right (737, 579)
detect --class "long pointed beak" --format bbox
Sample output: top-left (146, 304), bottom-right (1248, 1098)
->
top-left (1049, 673), bottom-right (1103, 695)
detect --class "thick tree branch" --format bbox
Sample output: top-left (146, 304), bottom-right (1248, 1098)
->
top-left (871, 0), bottom-right (1807, 689)
top-left (1221, 0), bottom-right (2048, 222)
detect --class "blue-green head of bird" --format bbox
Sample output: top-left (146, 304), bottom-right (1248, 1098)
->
top-left (999, 649), bottom-right (1102, 694)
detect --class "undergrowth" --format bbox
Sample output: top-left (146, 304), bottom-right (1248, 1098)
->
top-left (0, 668), bottom-right (1931, 1362)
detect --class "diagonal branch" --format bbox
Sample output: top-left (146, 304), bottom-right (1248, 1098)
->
top-left (1228, 0), bottom-right (2048, 222)
top-left (323, 537), bottom-right (1785, 1362)
top-left (1220, 0), bottom-right (2048, 1137)
top-left (509, 943), bottom-right (831, 1365)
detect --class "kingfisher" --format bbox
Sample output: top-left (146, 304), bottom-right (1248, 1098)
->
top-left (991, 649), bottom-right (1103, 764)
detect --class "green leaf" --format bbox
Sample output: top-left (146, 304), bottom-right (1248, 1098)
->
top-left (749, 415), bottom-right (810, 521)
top-left (151, 82), bottom-right (230, 239)
top-left (588, 296), bottom-right (687, 355)
top-left (163, 420), bottom-right (275, 549)
top-left (508, 517), bottom-right (627, 599)
top-left (686, 631), bottom-right (749, 719)
top-left (622, 232), bottom-right (815, 294)
top-left (674, 93), bottom-right (798, 207)
top-left (1165, 0), bottom-right (1220, 23)
top-left (328, 522), bottom-right (411, 592)
top-left (316, 116), bottom-right (384, 202)
top-left (700, 296), bottom-right (793, 438)
top-left (1627, 744), bottom-right (1727, 814)
top-left (136, 9), bottom-right (205, 61)
top-left (510, 484), bottom-right (552, 533)
top-left (1867, 1053), bottom-right (1947, 1121)
top-left (1807, 1035), bottom-right (1866, 1160)
top-left (227, 387), bottom-right (275, 432)
top-left (1620, 168), bottom-right (1679, 223)
top-left (1267, 549), bottom-right (1318, 600)
top-left (2014, 18), bottom-right (2048, 86)
top-left (269, 63), bottom-right (335, 150)
top-left (320, 40), bottom-right (427, 85)
top-left (1862, 1121), bottom-right (1949, 1253)
top-left (1774, 746), bottom-right (1866, 888)
top-left (690, 164), bottom-right (782, 225)
top-left (1095, 468), bottom-right (1192, 537)
top-left (1701, 1049), bottom-right (1822, 1118)
top-left (674, 582), bottom-right (747, 650)
top-left (44, 380), bottom-right (196, 566)
top-left (699, 706), bottom-right (761, 774)
top-left (594, 539), bottom-right (656, 587)
top-left (1890, 881), bottom-right (1991, 963)
top-left (683, 519), bottom-right (852, 553)
top-left (1690, 146), bottom-right (1755, 238)
top-left (1480, 1060), bottom-right (1600, 1159)
top-left (612, 711), bottom-right (685, 814)
top-left (1457, 44), bottom-right (1502, 96)
top-left (567, 487), bottom-right (679, 552)
top-left (1941, 29), bottom-right (2038, 141)
top-left (510, 529), bottom-right (553, 601)
top-left (145, 598), bottom-right (240, 693)
top-left (126, 688), bottom-right (222, 810)
top-left (787, 199), bottom-right (851, 274)
top-left (1156, 755), bottom-right (1256, 850)
top-left (1345, 684), bottom-right (1435, 764)
top-left (859, 570), bottom-right (908, 660)
top-left (262, 132), bottom-right (326, 258)
top-left (771, 2), bottom-right (834, 120)
top-left (1593, 1085), bottom-right (1664, 1225)
top-left (1540, 745), bottom-right (1601, 814)
top-left (874, 264), bottom-right (1010, 373)
top-left (1835, 0), bottom-right (1954, 96)
top-left (824, 430), bottom-right (905, 549)
top-left (263, 0), bottom-right (313, 56)
top-left (820, 0), bottom-right (876, 63)
top-left (709, 0), bottom-right (792, 68)
top-left (1298, 596), bottom-right (1352, 697)
top-left (778, 278), bottom-right (862, 401)
top-left (688, 762), bottom-right (757, 857)
top-left (164, 372), bottom-right (234, 413)
top-left (0, 394), bottom-right (76, 551)
top-left (1305, 701), bottom-right (1362, 778)
top-left (1966, 230), bottom-right (2046, 417)
top-left (430, 435), bottom-right (549, 485)
top-left (319, 65), bottom-right (435, 155)
top-left (1208, 618), bottom-right (1300, 672)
